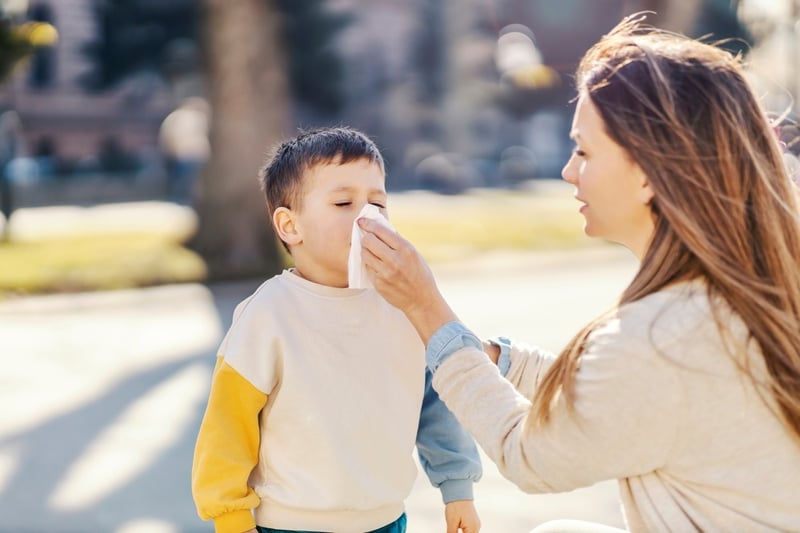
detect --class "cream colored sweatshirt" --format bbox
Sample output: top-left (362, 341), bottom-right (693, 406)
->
top-left (431, 279), bottom-right (800, 532)
top-left (192, 270), bottom-right (480, 533)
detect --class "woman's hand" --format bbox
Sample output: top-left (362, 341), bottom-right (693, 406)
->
top-left (358, 217), bottom-right (458, 343)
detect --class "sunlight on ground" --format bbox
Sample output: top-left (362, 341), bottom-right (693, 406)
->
top-left (0, 445), bottom-right (19, 495)
top-left (116, 518), bottom-right (180, 533)
top-left (48, 363), bottom-right (211, 511)
top-left (0, 284), bottom-right (220, 436)
top-left (7, 202), bottom-right (196, 242)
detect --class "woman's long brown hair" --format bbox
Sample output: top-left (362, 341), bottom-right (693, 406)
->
top-left (532, 15), bottom-right (800, 441)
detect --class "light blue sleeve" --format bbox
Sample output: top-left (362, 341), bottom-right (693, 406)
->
top-left (416, 367), bottom-right (483, 503)
top-left (425, 321), bottom-right (513, 377)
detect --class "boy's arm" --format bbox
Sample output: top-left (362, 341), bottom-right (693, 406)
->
top-left (416, 368), bottom-right (482, 504)
top-left (192, 356), bottom-right (268, 533)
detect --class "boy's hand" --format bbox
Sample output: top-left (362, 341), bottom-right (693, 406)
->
top-left (482, 340), bottom-right (501, 365)
top-left (445, 499), bottom-right (481, 533)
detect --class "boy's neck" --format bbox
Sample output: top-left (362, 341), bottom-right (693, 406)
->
top-left (289, 267), bottom-right (348, 289)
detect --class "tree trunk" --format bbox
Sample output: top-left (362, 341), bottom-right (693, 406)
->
top-left (192, 0), bottom-right (290, 280)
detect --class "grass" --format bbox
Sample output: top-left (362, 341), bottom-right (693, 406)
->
top-left (389, 186), bottom-right (590, 262)
top-left (0, 183), bottom-right (592, 297)
top-left (0, 234), bottom-right (206, 296)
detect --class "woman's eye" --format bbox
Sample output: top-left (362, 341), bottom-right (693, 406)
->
top-left (572, 147), bottom-right (586, 157)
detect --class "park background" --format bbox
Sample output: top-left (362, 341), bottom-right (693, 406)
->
top-left (0, 1), bottom-right (798, 532)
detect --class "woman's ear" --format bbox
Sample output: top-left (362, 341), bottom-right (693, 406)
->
top-left (641, 182), bottom-right (655, 205)
top-left (273, 207), bottom-right (302, 247)
top-left (638, 168), bottom-right (655, 205)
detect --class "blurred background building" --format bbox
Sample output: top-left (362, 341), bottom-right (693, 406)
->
top-left (0, 0), bottom-right (797, 273)
top-left (0, 0), bottom-right (171, 191)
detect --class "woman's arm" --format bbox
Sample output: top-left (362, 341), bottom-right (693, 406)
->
top-left (430, 321), bottom-right (681, 494)
top-left (359, 221), bottom-right (681, 492)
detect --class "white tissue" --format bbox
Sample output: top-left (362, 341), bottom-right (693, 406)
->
top-left (348, 203), bottom-right (395, 289)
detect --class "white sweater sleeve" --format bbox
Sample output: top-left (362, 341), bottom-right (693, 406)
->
top-left (503, 342), bottom-right (557, 400)
top-left (431, 317), bottom-right (683, 494)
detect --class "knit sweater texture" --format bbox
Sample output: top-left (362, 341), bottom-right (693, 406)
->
top-left (430, 279), bottom-right (800, 532)
top-left (192, 270), bottom-right (481, 533)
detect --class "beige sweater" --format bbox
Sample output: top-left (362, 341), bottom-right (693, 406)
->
top-left (432, 279), bottom-right (800, 532)
top-left (193, 270), bottom-right (480, 533)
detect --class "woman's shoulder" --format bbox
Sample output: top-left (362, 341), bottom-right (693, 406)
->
top-left (621, 278), bottom-right (712, 324)
top-left (591, 279), bottom-right (719, 356)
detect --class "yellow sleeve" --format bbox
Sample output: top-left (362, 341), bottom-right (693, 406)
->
top-left (192, 356), bottom-right (268, 533)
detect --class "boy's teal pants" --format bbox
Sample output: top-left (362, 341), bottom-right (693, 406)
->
top-left (256, 512), bottom-right (407, 533)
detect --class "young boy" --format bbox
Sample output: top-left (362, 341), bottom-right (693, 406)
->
top-left (191, 127), bottom-right (482, 533)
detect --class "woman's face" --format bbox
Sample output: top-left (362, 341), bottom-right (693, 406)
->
top-left (561, 94), bottom-right (655, 259)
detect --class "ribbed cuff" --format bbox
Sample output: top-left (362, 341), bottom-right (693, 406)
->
top-left (425, 321), bottom-right (483, 372)
top-left (439, 478), bottom-right (475, 504)
top-left (488, 336), bottom-right (512, 376)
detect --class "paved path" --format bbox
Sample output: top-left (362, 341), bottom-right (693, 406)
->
top-left (0, 246), bottom-right (638, 533)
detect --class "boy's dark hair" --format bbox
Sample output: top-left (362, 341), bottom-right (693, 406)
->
top-left (260, 127), bottom-right (384, 218)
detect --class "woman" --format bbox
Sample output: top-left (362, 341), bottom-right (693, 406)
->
top-left (358, 15), bottom-right (800, 533)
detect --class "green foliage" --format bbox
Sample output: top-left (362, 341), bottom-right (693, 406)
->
top-left (414, 0), bottom-right (446, 106)
top-left (278, 0), bottom-right (352, 116)
top-left (0, 19), bottom-right (35, 82)
top-left (82, 0), bottom-right (352, 116)
top-left (0, 187), bottom-right (589, 296)
top-left (80, 0), bottom-right (199, 90)
top-left (0, 233), bottom-right (206, 297)
top-left (695, 0), bottom-right (754, 56)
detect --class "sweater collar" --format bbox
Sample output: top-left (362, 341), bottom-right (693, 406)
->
top-left (279, 269), bottom-right (370, 298)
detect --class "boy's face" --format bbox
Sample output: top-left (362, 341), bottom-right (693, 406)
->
top-left (289, 158), bottom-right (387, 287)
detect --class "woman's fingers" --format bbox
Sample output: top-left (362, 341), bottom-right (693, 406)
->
top-left (358, 217), bottom-right (426, 299)
top-left (358, 216), bottom-right (458, 342)
top-left (358, 217), bottom-right (401, 252)
top-left (359, 217), bottom-right (417, 279)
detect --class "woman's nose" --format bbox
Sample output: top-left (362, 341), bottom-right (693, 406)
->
top-left (561, 156), bottom-right (577, 184)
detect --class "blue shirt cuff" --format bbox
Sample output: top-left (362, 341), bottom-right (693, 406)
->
top-left (488, 336), bottom-right (512, 376)
top-left (425, 321), bottom-right (483, 372)
top-left (439, 478), bottom-right (474, 503)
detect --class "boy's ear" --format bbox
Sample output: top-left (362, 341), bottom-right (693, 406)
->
top-left (273, 207), bottom-right (302, 246)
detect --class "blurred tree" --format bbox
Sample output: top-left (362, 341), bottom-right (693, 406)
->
top-left (82, 0), bottom-right (349, 117)
top-left (278, 0), bottom-right (351, 117)
top-left (415, 0), bottom-right (446, 105)
top-left (191, 0), bottom-right (289, 279)
top-left (0, 12), bottom-right (58, 83)
top-left (82, 0), bottom-right (350, 278)
top-left (80, 0), bottom-right (199, 91)
top-left (0, 17), bottom-right (34, 82)
top-left (624, 0), bottom-right (751, 48)
top-left (413, 0), bottom-right (446, 125)
top-left (501, 0), bottom-right (753, 119)
top-left (694, 0), bottom-right (752, 55)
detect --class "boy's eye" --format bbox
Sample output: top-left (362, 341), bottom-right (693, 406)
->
top-left (334, 201), bottom-right (352, 207)
top-left (370, 202), bottom-right (386, 209)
